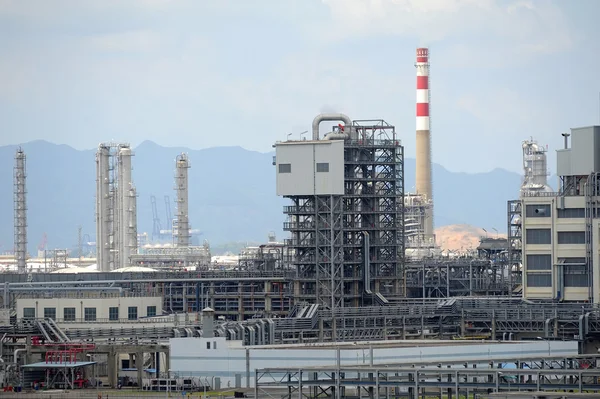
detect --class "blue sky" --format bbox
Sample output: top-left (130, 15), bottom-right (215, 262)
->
top-left (0, 0), bottom-right (599, 173)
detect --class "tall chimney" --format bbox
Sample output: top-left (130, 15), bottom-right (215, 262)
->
top-left (415, 47), bottom-right (434, 237)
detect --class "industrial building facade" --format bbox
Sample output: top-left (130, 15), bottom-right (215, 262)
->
top-left (520, 126), bottom-right (600, 302)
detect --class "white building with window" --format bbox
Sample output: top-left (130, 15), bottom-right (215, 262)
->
top-left (521, 126), bottom-right (600, 302)
top-left (16, 293), bottom-right (163, 328)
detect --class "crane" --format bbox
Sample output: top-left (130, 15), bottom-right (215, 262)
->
top-left (150, 195), bottom-right (162, 242)
top-left (164, 195), bottom-right (173, 231)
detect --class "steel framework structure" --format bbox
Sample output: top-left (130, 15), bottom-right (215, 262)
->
top-left (13, 148), bottom-right (27, 274)
top-left (404, 259), bottom-right (515, 298)
top-left (175, 153), bottom-right (191, 247)
top-left (284, 120), bottom-right (404, 311)
top-left (255, 355), bottom-right (600, 399)
top-left (507, 200), bottom-right (523, 293)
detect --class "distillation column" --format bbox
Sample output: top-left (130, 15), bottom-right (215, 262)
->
top-left (175, 153), bottom-right (191, 247)
top-left (118, 147), bottom-right (137, 267)
top-left (14, 148), bottom-right (27, 273)
top-left (415, 47), bottom-right (434, 237)
top-left (96, 145), bottom-right (112, 272)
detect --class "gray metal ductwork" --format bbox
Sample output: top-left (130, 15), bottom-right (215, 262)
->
top-left (312, 113), bottom-right (352, 140)
top-left (202, 307), bottom-right (215, 338)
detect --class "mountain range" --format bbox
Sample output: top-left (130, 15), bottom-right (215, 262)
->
top-left (0, 140), bottom-right (524, 254)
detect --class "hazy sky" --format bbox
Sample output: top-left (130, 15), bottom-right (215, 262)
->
top-left (0, 0), bottom-right (599, 173)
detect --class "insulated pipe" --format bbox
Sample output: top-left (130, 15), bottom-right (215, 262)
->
top-left (311, 113), bottom-right (352, 140)
top-left (14, 348), bottom-right (26, 364)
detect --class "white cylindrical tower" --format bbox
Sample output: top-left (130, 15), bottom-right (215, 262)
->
top-left (415, 47), bottom-right (434, 237)
top-left (14, 148), bottom-right (27, 273)
top-left (96, 145), bottom-right (111, 272)
top-left (118, 146), bottom-right (137, 267)
top-left (175, 153), bottom-right (191, 247)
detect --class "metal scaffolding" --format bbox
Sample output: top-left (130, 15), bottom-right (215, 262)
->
top-left (507, 200), bottom-right (523, 294)
top-left (13, 148), bottom-right (27, 274)
top-left (283, 120), bottom-right (404, 311)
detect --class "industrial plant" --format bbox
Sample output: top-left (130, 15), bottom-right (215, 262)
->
top-left (0, 48), bottom-right (599, 399)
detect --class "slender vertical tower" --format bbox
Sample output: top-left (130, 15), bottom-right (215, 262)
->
top-left (415, 47), bottom-right (434, 237)
top-left (96, 144), bottom-right (111, 272)
top-left (14, 148), bottom-right (27, 273)
top-left (118, 146), bottom-right (137, 267)
top-left (175, 153), bottom-right (191, 247)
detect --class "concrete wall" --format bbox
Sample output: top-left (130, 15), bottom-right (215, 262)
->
top-left (275, 140), bottom-right (344, 196)
top-left (16, 296), bottom-right (162, 321)
top-left (169, 338), bottom-right (578, 388)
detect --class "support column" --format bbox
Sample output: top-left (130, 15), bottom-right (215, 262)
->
top-left (107, 351), bottom-right (117, 388)
top-left (165, 350), bottom-right (170, 377)
top-left (264, 282), bottom-right (272, 313)
top-left (491, 310), bottom-right (496, 339)
top-left (238, 282), bottom-right (244, 321)
top-left (136, 351), bottom-right (144, 389)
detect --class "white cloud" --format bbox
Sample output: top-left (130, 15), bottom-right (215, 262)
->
top-left (87, 30), bottom-right (166, 53)
top-left (321, 0), bottom-right (573, 57)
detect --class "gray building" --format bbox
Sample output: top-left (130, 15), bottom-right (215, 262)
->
top-left (519, 126), bottom-right (600, 302)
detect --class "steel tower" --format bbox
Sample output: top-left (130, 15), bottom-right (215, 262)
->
top-left (14, 148), bottom-right (27, 273)
top-left (175, 153), bottom-right (191, 247)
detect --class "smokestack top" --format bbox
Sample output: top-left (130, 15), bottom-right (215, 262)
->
top-left (416, 47), bottom-right (429, 63)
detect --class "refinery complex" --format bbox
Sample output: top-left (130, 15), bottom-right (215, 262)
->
top-left (1, 48), bottom-right (600, 399)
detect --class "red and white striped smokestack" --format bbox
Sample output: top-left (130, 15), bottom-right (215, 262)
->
top-left (415, 47), bottom-right (434, 236)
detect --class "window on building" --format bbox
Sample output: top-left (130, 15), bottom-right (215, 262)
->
top-left (526, 273), bottom-right (552, 287)
top-left (526, 228), bottom-right (551, 244)
top-left (526, 254), bottom-right (551, 270)
top-left (278, 163), bottom-right (291, 173)
top-left (84, 307), bottom-right (96, 322)
top-left (557, 231), bottom-right (586, 244)
top-left (43, 307), bottom-right (56, 320)
top-left (564, 265), bottom-right (588, 287)
top-left (557, 208), bottom-right (585, 218)
top-left (63, 307), bottom-right (76, 322)
top-left (128, 306), bottom-right (138, 320)
top-left (147, 306), bottom-right (157, 317)
top-left (316, 162), bottom-right (329, 172)
top-left (558, 257), bottom-right (586, 265)
top-left (213, 341), bottom-right (217, 349)
top-left (23, 307), bottom-right (35, 319)
top-left (206, 342), bottom-right (211, 349)
top-left (525, 204), bottom-right (551, 217)
top-left (109, 307), bottom-right (119, 321)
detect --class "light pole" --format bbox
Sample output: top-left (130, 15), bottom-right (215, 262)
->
top-left (492, 227), bottom-right (498, 238)
top-left (299, 130), bottom-right (308, 140)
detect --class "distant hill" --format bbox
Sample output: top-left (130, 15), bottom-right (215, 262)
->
top-left (0, 140), bottom-right (523, 253)
top-left (435, 224), bottom-right (508, 252)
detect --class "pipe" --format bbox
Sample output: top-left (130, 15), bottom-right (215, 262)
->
top-left (14, 348), bottom-right (26, 364)
top-left (311, 113), bottom-right (351, 140)
top-left (7, 287), bottom-right (122, 293)
top-left (0, 277), bottom-right (284, 288)
top-left (324, 133), bottom-right (348, 141)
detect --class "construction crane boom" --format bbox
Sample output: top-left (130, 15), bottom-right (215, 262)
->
top-left (150, 195), bottom-right (162, 241)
